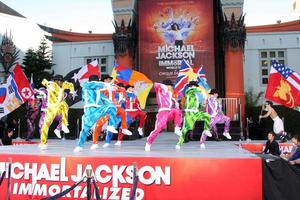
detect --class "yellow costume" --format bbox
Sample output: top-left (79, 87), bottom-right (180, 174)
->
top-left (40, 79), bottom-right (74, 145)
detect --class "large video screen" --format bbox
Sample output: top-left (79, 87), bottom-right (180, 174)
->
top-left (139, 0), bottom-right (215, 86)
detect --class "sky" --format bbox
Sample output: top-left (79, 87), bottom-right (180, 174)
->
top-left (1, 0), bottom-right (299, 34)
top-left (244, 0), bottom-right (299, 26)
top-left (0, 0), bottom-right (115, 33)
top-left (0, 0), bottom-right (299, 52)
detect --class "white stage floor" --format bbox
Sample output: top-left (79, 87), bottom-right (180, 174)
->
top-left (0, 132), bottom-right (260, 159)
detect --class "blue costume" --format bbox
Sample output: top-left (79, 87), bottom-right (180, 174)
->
top-left (104, 87), bottom-right (126, 144)
top-left (75, 81), bottom-right (118, 149)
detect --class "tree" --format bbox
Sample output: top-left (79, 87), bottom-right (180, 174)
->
top-left (22, 39), bottom-right (54, 88)
top-left (245, 88), bottom-right (264, 118)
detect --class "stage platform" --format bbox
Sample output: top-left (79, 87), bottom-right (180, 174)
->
top-left (1, 133), bottom-right (258, 158)
top-left (0, 133), bottom-right (266, 200)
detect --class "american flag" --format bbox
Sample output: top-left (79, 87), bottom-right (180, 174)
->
top-left (174, 60), bottom-right (209, 95)
top-left (265, 61), bottom-right (300, 108)
top-left (272, 61), bottom-right (300, 91)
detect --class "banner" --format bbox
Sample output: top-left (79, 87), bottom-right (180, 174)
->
top-left (0, 155), bottom-right (262, 200)
top-left (139, 0), bottom-right (215, 86)
top-left (241, 143), bottom-right (294, 153)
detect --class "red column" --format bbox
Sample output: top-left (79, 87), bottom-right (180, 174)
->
top-left (225, 47), bottom-right (245, 124)
top-left (116, 49), bottom-right (134, 69)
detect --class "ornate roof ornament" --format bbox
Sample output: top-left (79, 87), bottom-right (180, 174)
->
top-left (112, 19), bottom-right (137, 58)
top-left (0, 32), bottom-right (19, 74)
top-left (223, 12), bottom-right (246, 51)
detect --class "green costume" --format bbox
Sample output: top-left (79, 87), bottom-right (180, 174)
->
top-left (177, 87), bottom-right (210, 146)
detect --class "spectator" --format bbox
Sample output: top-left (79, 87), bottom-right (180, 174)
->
top-left (7, 119), bottom-right (18, 138)
top-left (280, 134), bottom-right (300, 165)
top-left (1, 128), bottom-right (14, 145)
top-left (0, 119), bottom-right (5, 140)
top-left (263, 131), bottom-right (280, 156)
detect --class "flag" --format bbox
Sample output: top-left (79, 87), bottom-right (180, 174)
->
top-left (9, 64), bottom-right (34, 103)
top-left (64, 60), bottom-right (101, 107)
top-left (174, 59), bottom-right (210, 96)
top-left (64, 67), bottom-right (82, 106)
top-left (72, 60), bottom-right (100, 84)
top-left (0, 87), bottom-right (6, 104)
top-left (265, 61), bottom-right (300, 109)
top-left (0, 63), bottom-right (34, 117)
top-left (111, 65), bottom-right (153, 109)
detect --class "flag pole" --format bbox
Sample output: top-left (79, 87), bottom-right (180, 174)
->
top-left (258, 103), bottom-right (265, 124)
top-left (16, 118), bottom-right (21, 140)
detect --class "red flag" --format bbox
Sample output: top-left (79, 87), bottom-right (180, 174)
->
top-left (10, 63), bottom-right (34, 103)
top-left (72, 60), bottom-right (100, 83)
top-left (265, 61), bottom-right (300, 108)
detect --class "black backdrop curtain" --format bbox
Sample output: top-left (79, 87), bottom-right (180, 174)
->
top-left (263, 159), bottom-right (300, 200)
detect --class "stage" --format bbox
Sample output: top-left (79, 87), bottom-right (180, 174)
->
top-left (2, 133), bottom-right (258, 158)
top-left (0, 133), bottom-right (265, 200)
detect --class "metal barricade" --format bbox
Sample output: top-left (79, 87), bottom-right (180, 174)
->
top-left (219, 98), bottom-right (243, 139)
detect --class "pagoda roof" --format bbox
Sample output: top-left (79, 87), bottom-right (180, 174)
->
top-left (38, 24), bottom-right (112, 43)
top-left (247, 20), bottom-right (300, 33)
top-left (0, 1), bottom-right (25, 18)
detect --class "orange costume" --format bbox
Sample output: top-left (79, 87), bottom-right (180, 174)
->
top-left (92, 85), bottom-right (130, 145)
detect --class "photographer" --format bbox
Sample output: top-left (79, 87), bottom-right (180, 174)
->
top-left (1, 127), bottom-right (14, 145)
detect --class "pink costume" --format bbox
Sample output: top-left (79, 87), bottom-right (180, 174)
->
top-left (206, 96), bottom-right (230, 133)
top-left (200, 96), bottom-right (231, 144)
top-left (146, 83), bottom-right (182, 145)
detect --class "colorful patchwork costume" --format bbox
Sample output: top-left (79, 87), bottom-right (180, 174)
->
top-left (74, 79), bottom-right (119, 152)
top-left (104, 85), bottom-right (132, 145)
top-left (92, 115), bottom-right (110, 145)
top-left (91, 84), bottom-right (132, 147)
top-left (177, 83), bottom-right (211, 149)
top-left (36, 87), bottom-right (62, 138)
top-left (39, 78), bottom-right (74, 147)
top-left (200, 94), bottom-right (231, 144)
top-left (145, 82), bottom-right (182, 151)
top-left (117, 90), bottom-right (146, 141)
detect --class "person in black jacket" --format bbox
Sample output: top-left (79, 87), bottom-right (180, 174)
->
top-left (263, 131), bottom-right (280, 155)
top-left (1, 127), bottom-right (14, 145)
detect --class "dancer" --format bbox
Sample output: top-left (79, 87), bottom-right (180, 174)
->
top-left (90, 76), bottom-right (116, 149)
top-left (185, 84), bottom-right (210, 141)
top-left (25, 97), bottom-right (41, 141)
top-left (145, 80), bottom-right (182, 152)
top-left (90, 115), bottom-right (110, 149)
top-left (102, 76), bottom-right (131, 137)
top-left (103, 83), bottom-right (132, 147)
top-left (203, 89), bottom-right (231, 142)
top-left (74, 75), bottom-right (118, 152)
top-left (114, 84), bottom-right (147, 146)
top-left (39, 75), bottom-right (74, 150)
top-left (35, 87), bottom-right (63, 139)
top-left (177, 81), bottom-right (211, 150)
top-left (259, 101), bottom-right (287, 141)
top-left (100, 76), bottom-right (132, 148)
